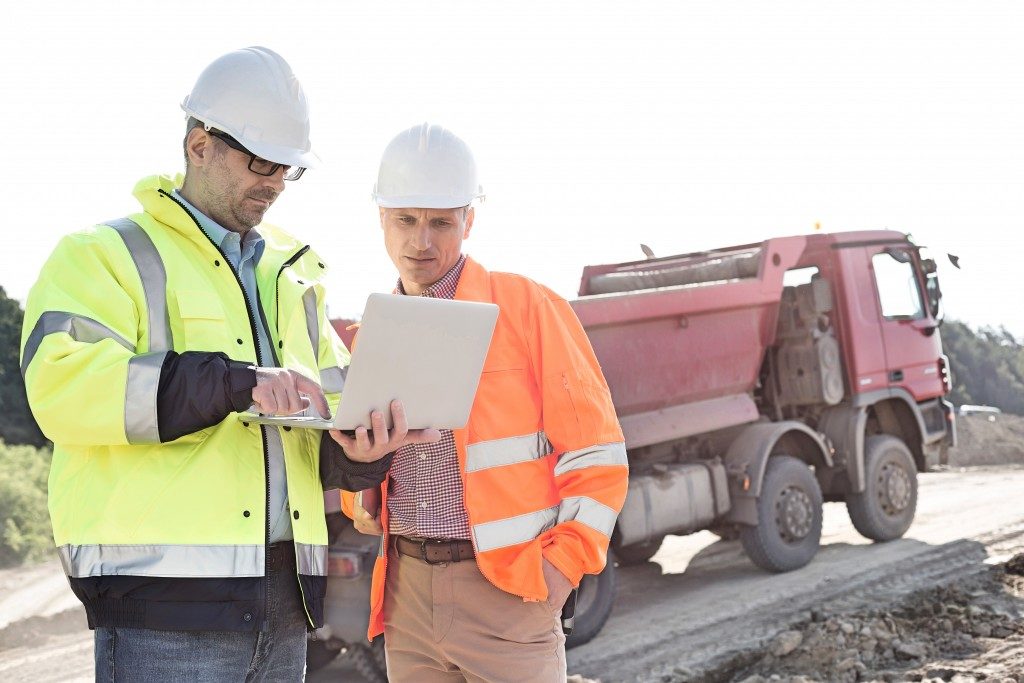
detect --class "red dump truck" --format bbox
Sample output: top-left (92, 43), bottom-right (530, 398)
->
top-left (311, 229), bottom-right (955, 670)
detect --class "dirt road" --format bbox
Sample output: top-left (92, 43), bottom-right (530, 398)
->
top-left (2, 467), bottom-right (1022, 682)
top-left (565, 466), bottom-right (1024, 682)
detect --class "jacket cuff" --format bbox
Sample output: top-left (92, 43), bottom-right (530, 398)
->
top-left (319, 434), bottom-right (394, 491)
top-left (227, 362), bottom-right (258, 413)
top-left (542, 543), bottom-right (584, 588)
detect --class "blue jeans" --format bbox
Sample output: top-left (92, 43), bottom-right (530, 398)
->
top-left (94, 544), bottom-right (308, 682)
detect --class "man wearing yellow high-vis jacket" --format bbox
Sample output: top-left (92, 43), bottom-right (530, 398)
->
top-left (20, 47), bottom-right (436, 682)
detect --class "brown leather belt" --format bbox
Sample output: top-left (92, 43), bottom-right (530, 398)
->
top-left (394, 535), bottom-right (475, 564)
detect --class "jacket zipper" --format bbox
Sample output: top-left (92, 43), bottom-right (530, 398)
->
top-left (160, 189), bottom-right (273, 628)
top-left (275, 245), bottom-right (310, 329)
top-left (272, 245), bottom-right (321, 627)
top-left (459, 468), bottom-right (536, 602)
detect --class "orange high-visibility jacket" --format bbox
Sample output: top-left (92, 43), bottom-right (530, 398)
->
top-left (344, 256), bottom-right (628, 639)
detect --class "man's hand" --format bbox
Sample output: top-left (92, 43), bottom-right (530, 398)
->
top-left (252, 368), bottom-right (330, 417)
top-left (542, 558), bottom-right (575, 612)
top-left (328, 399), bottom-right (440, 463)
top-left (353, 488), bottom-right (384, 535)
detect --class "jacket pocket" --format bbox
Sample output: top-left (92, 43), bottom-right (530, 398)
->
top-left (175, 290), bottom-right (230, 351)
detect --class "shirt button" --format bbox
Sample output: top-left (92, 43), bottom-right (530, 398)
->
top-left (418, 453), bottom-right (427, 460)
top-left (243, 613), bottom-right (252, 622)
top-left (419, 502), bottom-right (428, 509)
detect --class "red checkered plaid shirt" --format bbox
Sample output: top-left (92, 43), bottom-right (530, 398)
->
top-left (386, 255), bottom-right (471, 540)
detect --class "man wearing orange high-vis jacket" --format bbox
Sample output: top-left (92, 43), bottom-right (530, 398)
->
top-left (342, 124), bottom-right (628, 682)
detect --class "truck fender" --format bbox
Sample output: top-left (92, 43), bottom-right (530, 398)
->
top-left (821, 387), bottom-right (940, 494)
top-left (817, 403), bottom-right (868, 494)
top-left (721, 421), bottom-right (833, 526)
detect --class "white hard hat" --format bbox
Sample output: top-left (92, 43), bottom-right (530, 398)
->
top-left (181, 46), bottom-right (319, 169)
top-left (373, 123), bottom-right (484, 209)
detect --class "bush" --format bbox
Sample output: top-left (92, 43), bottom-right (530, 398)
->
top-left (0, 285), bottom-right (46, 447)
top-left (0, 439), bottom-right (53, 567)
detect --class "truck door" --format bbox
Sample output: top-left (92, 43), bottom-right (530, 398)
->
top-left (867, 246), bottom-right (945, 401)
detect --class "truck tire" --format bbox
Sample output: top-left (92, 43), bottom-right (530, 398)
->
top-left (371, 636), bottom-right (387, 673)
top-left (565, 554), bottom-right (616, 649)
top-left (348, 639), bottom-right (387, 682)
top-left (739, 455), bottom-right (823, 573)
top-left (611, 532), bottom-right (664, 566)
top-left (305, 639), bottom-right (340, 673)
top-left (846, 434), bottom-right (918, 541)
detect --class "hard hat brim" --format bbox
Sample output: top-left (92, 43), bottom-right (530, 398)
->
top-left (244, 138), bottom-right (320, 170)
top-left (182, 106), bottom-right (320, 169)
top-left (374, 193), bottom-right (482, 210)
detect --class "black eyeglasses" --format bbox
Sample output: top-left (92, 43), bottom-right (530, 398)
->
top-left (208, 130), bottom-right (305, 181)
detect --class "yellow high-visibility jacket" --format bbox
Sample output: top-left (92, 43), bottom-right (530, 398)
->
top-left (21, 174), bottom-right (351, 631)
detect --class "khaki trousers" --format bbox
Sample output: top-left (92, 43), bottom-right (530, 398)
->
top-left (383, 544), bottom-right (567, 683)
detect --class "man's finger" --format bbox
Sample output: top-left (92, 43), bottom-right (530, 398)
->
top-left (389, 400), bottom-right (410, 443)
top-left (294, 375), bottom-right (330, 418)
top-left (370, 411), bottom-right (388, 450)
top-left (283, 381), bottom-right (304, 415)
top-left (328, 429), bottom-right (354, 449)
top-left (270, 383), bottom-right (289, 415)
top-left (354, 426), bottom-right (373, 454)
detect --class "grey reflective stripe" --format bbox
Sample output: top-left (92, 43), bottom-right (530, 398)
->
top-left (320, 366), bottom-right (346, 394)
top-left (466, 431), bottom-right (552, 473)
top-left (124, 352), bottom-right (167, 444)
top-left (20, 311), bottom-right (133, 377)
top-left (378, 536), bottom-right (386, 558)
top-left (295, 542), bottom-right (328, 576)
top-left (557, 496), bottom-right (618, 538)
top-left (554, 442), bottom-right (628, 477)
top-left (303, 288), bottom-right (319, 360)
top-left (472, 505), bottom-right (558, 553)
top-left (58, 543), bottom-right (264, 578)
top-left (106, 218), bottom-right (172, 352)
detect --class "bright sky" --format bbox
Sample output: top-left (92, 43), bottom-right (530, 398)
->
top-left (2, 1), bottom-right (1022, 337)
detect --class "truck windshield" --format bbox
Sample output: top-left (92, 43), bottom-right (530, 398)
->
top-left (872, 250), bottom-right (925, 319)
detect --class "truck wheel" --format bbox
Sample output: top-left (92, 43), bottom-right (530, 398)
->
top-left (846, 435), bottom-right (918, 541)
top-left (565, 554), bottom-right (617, 649)
top-left (611, 532), bottom-right (664, 566)
top-left (348, 639), bottom-right (387, 682)
top-left (370, 636), bottom-right (387, 673)
top-left (740, 455), bottom-right (823, 573)
top-left (305, 638), bottom-right (340, 673)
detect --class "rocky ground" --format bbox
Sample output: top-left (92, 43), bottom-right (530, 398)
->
top-left (700, 554), bottom-right (1024, 683)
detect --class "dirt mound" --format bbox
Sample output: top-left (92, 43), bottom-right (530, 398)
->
top-left (950, 413), bottom-right (1024, 467)
top-left (688, 554), bottom-right (1024, 683)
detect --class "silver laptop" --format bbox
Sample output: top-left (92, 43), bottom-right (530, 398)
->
top-left (243, 293), bottom-right (499, 431)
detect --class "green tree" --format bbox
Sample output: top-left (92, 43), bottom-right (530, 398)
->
top-left (942, 319), bottom-right (1024, 415)
top-left (0, 440), bottom-right (53, 567)
top-left (0, 286), bottom-right (45, 446)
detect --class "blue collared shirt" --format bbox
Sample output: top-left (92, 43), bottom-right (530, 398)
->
top-left (174, 190), bottom-right (292, 543)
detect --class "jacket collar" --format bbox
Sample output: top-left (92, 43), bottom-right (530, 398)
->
top-left (132, 174), bottom-right (309, 271)
top-left (453, 255), bottom-right (494, 304)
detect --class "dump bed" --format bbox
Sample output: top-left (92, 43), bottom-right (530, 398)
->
top-left (570, 236), bottom-right (809, 448)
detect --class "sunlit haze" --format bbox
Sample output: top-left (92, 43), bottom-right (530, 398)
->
top-left (2, 1), bottom-right (1021, 337)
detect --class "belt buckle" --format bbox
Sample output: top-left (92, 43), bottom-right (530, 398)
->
top-left (418, 539), bottom-right (437, 565)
